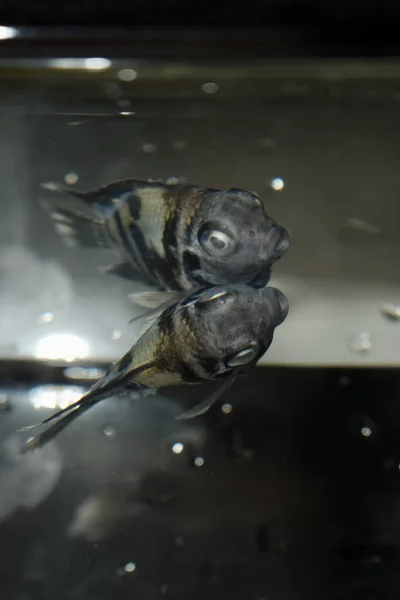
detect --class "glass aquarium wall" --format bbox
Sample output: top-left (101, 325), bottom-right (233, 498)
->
top-left (1, 58), bottom-right (400, 366)
top-left (1, 54), bottom-right (400, 600)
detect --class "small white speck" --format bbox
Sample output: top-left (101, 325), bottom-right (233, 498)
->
top-left (339, 376), bottom-right (351, 386)
top-left (120, 111), bottom-right (135, 116)
top-left (175, 537), bottom-right (184, 547)
top-left (222, 403), bottom-right (232, 414)
top-left (64, 172), bottom-right (78, 185)
top-left (194, 456), bottom-right (204, 467)
top-left (124, 562), bottom-right (136, 573)
top-left (381, 303), bottom-right (400, 321)
top-left (38, 311), bottom-right (54, 324)
top-left (270, 177), bottom-right (285, 191)
top-left (118, 68), bottom-right (137, 82)
top-left (104, 426), bottom-right (116, 439)
top-left (160, 584), bottom-right (169, 595)
top-left (361, 427), bottom-right (372, 437)
top-left (202, 82), bottom-right (218, 94)
top-left (349, 332), bottom-right (372, 354)
top-left (111, 330), bottom-right (122, 340)
top-left (172, 442), bottom-right (184, 454)
top-left (142, 143), bottom-right (157, 154)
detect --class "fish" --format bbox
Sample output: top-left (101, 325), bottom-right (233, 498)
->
top-left (39, 179), bottom-right (290, 310)
top-left (18, 283), bottom-right (289, 454)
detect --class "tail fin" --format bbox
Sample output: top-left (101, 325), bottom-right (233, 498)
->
top-left (18, 389), bottom-right (103, 454)
top-left (39, 182), bottom-right (110, 249)
top-left (18, 358), bottom-right (143, 454)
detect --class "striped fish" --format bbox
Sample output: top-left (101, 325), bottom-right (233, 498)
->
top-left (19, 283), bottom-right (289, 453)
top-left (39, 179), bottom-right (290, 308)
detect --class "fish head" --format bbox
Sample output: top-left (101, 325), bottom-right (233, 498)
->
top-left (185, 188), bottom-right (290, 288)
top-left (180, 284), bottom-right (289, 379)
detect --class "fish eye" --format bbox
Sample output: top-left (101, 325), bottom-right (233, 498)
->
top-left (198, 224), bottom-right (237, 257)
top-left (226, 343), bottom-right (259, 368)
top-left (196, 288), bottom-right (230, 305)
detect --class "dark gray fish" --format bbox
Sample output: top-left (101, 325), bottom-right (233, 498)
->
top-left (19, 283), bottom-right (289, 454)
top-left (39, 179), bottom-right (290, 308)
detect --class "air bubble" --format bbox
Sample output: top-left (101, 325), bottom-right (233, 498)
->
top-left (118, 69), bottom-right (137, 82)
top-left (348, 332), bottom-right (372, 354)
top-left (202, 82), bottom-right (218, 94)
top-left (104, 426), bottom-right (116, 439)
top-left (270, 178), bottom-right (284, 191)
top-left (172, 442), bottom-right (184, 454)
top-left (381, 303), bottom-right (400, 321)
top-left (38, 312), bottom-right (54, 324)
top-left (222, 403), bottom-right (232, 414)
top-left (194, 456), bottom-right (205, 467)
top-left (64, 172), bottom-right (78, 185)
top-left (361, 426), bottom-right (372, 437)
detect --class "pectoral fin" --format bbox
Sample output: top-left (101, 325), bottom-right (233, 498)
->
top-left (128, 289), bottom-right (194, 325)
top-left (175, 375), bottom-right (237, 420)
top-left (129, 291), bottom-right (177, 309)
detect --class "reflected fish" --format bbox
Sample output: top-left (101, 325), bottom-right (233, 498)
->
top-left (19, 283), bottom-right (289, 454)
top-left (39, 179), bottom-right (290, 310)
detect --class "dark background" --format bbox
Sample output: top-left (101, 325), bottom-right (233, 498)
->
top-left (1, 0), bottom-right (400, 58)
top-left (2, 364), bottom-right (400, 600)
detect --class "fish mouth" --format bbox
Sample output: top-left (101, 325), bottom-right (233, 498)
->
top-left (263, 225), bottom-right (291, 260)
top-left (260, 286), bottom-right (289, 325)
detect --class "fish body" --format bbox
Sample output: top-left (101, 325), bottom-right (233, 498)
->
top-left (19, 283), bottom-right (289, 453)
top-left (40, 179), bottom-right (290, 293)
